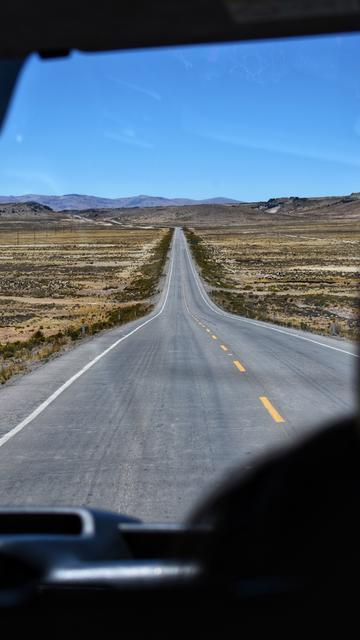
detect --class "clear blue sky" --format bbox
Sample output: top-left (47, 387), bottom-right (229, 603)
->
top-left (1, 33), bottom-right (360, 201)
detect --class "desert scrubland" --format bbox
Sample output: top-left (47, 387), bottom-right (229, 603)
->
top-left (0, 222), bottom-right (172, 383)
top-left (185, 219), bottom-right (360, 340)
top-left (1, 192), bottom-right (359, 383)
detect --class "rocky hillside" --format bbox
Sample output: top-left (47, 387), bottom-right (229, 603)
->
top-left (0, 202), bottom-right (58, 219)
top-left (75, 193), bottom-right (360, 227)
top-left (1, 193), bottom-right (360, 226)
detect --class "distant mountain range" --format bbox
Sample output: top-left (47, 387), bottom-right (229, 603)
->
top-left (2, 192), bottom-right (360, 226)
top-left (0, 194), bottom-right (240, 211)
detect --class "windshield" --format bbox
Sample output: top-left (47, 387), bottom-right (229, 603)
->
top-left (0, 35), bottom-right (358, 521)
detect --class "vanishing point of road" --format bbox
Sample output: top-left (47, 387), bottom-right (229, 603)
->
top-left (0, 228), bottom-right (357, 520)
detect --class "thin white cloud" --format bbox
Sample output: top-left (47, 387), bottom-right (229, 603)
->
top-left (122, 128), bottom-right (135, 138)
top-left (172, 50), bottom-right (193, 70)
top-left (189, 126), bottom-right (360, 168)
top-left (107, 76), bottom-right (161, 102)
top-left (105, 130), bottom-right (153, 149)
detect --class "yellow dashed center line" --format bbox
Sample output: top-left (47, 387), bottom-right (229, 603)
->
top-left (190, 314), bottom-right (286, 430)
top-left (233, 359), bottom-right (246, 373)
top-left (259, 396), bottom-right (285, 423)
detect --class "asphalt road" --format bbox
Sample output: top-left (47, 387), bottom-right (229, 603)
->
top-left (0, 228), bottom-right (357, 521)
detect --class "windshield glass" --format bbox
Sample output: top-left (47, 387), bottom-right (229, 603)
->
top-left (0, 35), bottom-right (358, 521)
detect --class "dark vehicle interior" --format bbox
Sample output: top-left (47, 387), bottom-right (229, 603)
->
top-left (0, 0), bottom-right (359, 634)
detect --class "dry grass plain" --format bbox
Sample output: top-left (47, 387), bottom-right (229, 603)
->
top-left (185, 220), bottom-right (360, 340)
top-left (0, 223), bottom-right (171, 383)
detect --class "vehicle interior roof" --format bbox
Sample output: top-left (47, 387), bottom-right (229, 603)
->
top-left (1, 0), bottom-right (360, 58)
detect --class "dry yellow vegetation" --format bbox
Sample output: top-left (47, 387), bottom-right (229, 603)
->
top-left (186, 220), bottom-right (360, 340)
top-left (0, 224), bottom-right (171, 382)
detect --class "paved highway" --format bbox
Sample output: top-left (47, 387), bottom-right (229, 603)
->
top-left (0, 228), bottom-right (357, 521)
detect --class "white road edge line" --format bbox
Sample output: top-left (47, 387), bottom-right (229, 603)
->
top-left (182, 230), bottom-right (359, 359)
top-left (0, 230), bottom-right (177, 449)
